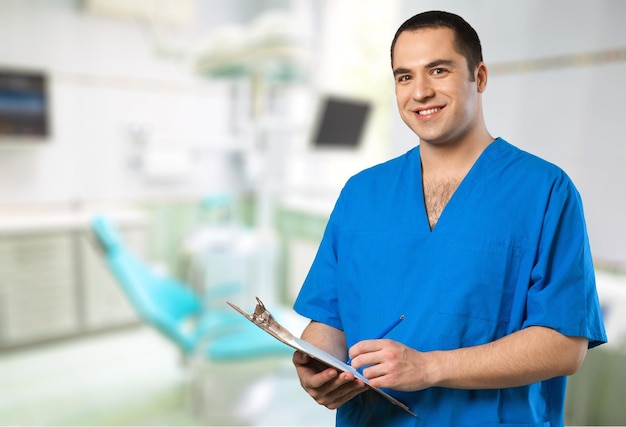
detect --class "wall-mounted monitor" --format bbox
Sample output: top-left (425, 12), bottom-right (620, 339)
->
top-left (0, 69), bottom-right (50, 141)
top-left (312, 95), bottom-right (371, 149)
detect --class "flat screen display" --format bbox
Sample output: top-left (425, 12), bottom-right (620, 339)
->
top-left (312, 96), bottom-right (370, 148)
top-left (0, 70), bottom-right (49, 139)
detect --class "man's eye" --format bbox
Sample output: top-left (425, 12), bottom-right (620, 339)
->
top-left (432, 68), bottom-right (447, 75)
top-left (397, 75), bottom-right (411, 82)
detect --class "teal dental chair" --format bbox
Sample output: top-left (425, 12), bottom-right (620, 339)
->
top-left (90, 214), bottom-right (292, 360)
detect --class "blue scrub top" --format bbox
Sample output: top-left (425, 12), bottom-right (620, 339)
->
top-left (294, 138), bottom-right (607, 426)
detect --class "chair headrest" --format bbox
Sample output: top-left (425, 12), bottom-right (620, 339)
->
top-left (91, 215), bottom-right (124, 253)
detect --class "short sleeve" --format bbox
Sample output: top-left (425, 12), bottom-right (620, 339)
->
top-left (524, 173), bottom-right (607, 348)
top-left (293, 190), bottom-right (346, 331)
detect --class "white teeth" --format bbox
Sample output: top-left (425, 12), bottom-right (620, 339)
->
top-left (417, 107), bottom-right (439, 115)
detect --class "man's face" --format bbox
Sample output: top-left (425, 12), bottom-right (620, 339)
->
top-left (392, 27), bottom-right (485, 147)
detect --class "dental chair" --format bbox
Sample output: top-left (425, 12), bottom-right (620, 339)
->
top-left (90, 214), bottom-right (292, 360)
top-left (91, 214), bottom-right (317, 424)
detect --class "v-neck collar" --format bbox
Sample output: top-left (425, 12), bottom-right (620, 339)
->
top-left (414, 138), bottom-right (502, 233)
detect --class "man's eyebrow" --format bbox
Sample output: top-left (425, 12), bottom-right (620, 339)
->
top-left (392, 67), bottom-right (411, 77)
top-left (393, 59), bottom-right (458, 76)
top-left (425, 59), bottom-right (457, 69)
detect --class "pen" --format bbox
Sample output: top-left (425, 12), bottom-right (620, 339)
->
top-left (347, 314), bottom-right (405, 365)
top-left (374, 314), bottom-right (405, 339)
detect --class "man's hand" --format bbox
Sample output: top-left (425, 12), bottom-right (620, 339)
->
top-left (293, 351), bottom-right (367, 409)
top-left (349, 339), bottom-right (429, 391)
top-left (293, 321), bottom-right (368, 409)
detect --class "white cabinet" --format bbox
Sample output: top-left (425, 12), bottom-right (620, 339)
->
top-left (0, 211), bottom-right (145, 349)
top-left (0, 233), bottom-right (80, 346)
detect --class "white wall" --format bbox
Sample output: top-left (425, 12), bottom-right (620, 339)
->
top-left (0, 0), bottom-right (246, 206)
top-left (393, 0), bottom-right (626, 266)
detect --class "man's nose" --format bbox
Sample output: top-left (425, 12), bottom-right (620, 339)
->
top-left (412, 75), bottom-right (435, 101)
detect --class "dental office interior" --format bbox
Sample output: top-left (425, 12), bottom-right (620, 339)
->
top-left (1, 0), bottom-right (625, 425)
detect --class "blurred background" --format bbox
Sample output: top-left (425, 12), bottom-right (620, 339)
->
top-left (0, 0), bottom-right (625, 425)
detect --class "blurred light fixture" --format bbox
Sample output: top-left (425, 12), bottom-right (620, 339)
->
top-left (82, 0), bottom-right (195, 27)
top-left (194, 10), bottom-right (311, 83)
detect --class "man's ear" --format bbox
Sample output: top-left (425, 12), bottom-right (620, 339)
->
top-left (476, 62), bottom-right (488, 93)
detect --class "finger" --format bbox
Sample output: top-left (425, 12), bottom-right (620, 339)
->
top-left (306, 370), bottom-right (355, 398)
top-left (325, 379), bottom-right (368, 409)
top-left (349, 351), bottom-right (380, 371)
top-left (292, 350), bottom-right (310, 365)
top-left (350, 339), bottom-right (383, 354)
top-left (350, 340), bottom-right (393, 370)
top-left (300, 366), bottom-right (339, 391)
top-left (312, 377), bottom-right (366, 409)
top-left (361, 362), bottom-right (387, 380)
top-left (349, 339), bottom-right (385, 362)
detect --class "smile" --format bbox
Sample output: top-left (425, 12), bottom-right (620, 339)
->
top-left (416, 107), bottom-right (442, 115)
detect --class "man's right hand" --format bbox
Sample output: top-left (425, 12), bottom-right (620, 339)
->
top-left (292, 350), bottom-right (367, 410)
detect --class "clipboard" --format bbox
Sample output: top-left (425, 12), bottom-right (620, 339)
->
top-left (227, 297), bottom-right (416, 417)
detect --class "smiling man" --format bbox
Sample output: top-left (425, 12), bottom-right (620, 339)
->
top-left (292, 11), bottom-right (606, 426)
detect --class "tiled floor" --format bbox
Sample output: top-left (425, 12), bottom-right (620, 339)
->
top-left (0, 326), bottom-right (335, 426)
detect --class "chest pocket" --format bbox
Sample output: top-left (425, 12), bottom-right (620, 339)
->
top-left (435, 236), bottom-right (525, 325)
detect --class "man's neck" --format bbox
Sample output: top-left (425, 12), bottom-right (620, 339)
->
top-left (420, 133), bottom-right (494, 178)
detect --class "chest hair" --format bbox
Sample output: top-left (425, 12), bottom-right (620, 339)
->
top-left (423, 176), bottom-right (462, 230)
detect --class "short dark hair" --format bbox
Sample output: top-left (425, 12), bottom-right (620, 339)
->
top-left (390, 11), bottom-right (483, 80)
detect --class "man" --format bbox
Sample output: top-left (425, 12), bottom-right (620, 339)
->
top-left (292, 10), bottom-right (607, 426)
